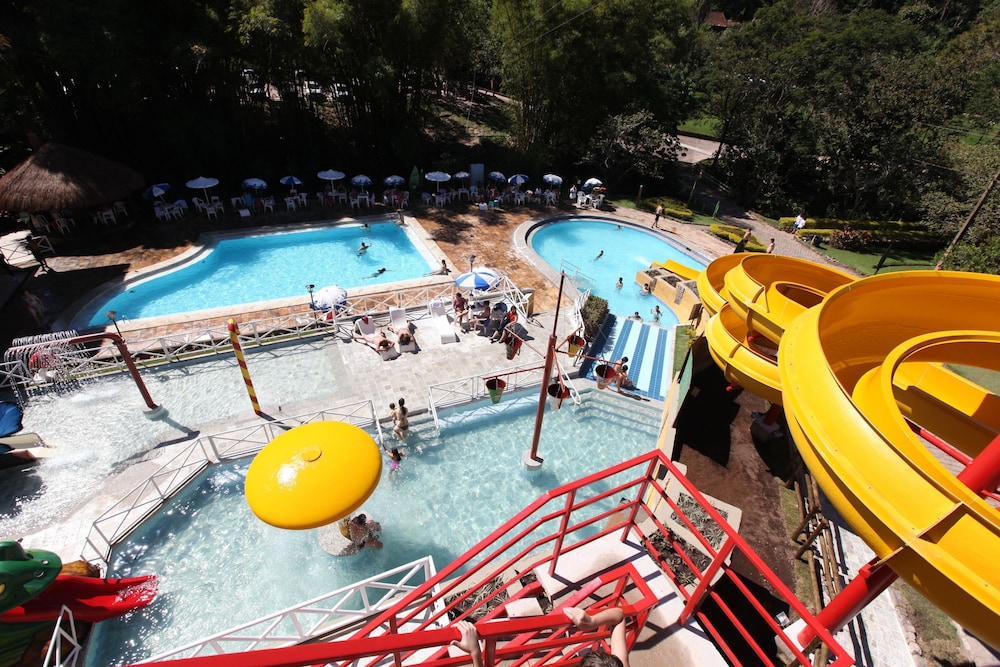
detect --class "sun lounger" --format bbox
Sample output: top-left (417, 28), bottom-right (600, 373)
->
top-left (389, 307), bottom-right (417, 353)
top-left (428, 300), bottom-right (458, 344)
top-left (356, 316), bottom-right (399, 359)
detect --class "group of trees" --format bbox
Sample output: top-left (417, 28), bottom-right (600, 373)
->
top-left (1, 0), bottom-right (998, 270)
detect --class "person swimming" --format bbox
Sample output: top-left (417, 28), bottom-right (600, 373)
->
top-left (357, 242), bottom-right (370, 255)
top-left (365, 267), bottom-right (388, 278)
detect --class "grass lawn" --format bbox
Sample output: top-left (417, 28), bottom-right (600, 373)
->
top-left (811, 245), bottom-right (938, 276)
top-left (678, 115), bottom-right (722, 138)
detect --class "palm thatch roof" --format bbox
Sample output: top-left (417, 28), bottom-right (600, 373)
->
top-left (0, 143), bottom-right (144, 212)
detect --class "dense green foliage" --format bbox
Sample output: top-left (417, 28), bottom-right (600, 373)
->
top-left (0, 0), bottom-right (998, 270)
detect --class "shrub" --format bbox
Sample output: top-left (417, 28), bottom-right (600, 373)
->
top-left (710, 224), bottom-right (767, 252)
top-left (581, 294), bottom-right (610, 341)
top-left (641, 196), bottom-right (694, 221)
top-left (828, 227), bottom-right (875, 251)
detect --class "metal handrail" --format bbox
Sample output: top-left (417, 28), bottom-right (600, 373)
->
top-left (42, 605), bottom-right (82, 667)
top-left (138, 558), bottom-right (439, 663)
top-left (132, 450), bottom-right (853, 667)
top-left (0, 281), bottom-right (462, 391)
top-left (81, 400), bottom-right (382, 566)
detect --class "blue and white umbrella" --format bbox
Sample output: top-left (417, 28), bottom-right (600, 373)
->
top-left (453, 170), bottom-right (470, 180)
top-left (583, 177), bottom-right (603, 190)
top-left (143, 183), bottom-right (171, 202)
top-left (242, 177), bottom-right (268, 191)
top-left (350, 174), bottom-right (373, 189)
top-left (455, 267), bottom-right (501, 292)
top-left (313, 285), bottom-right (348, 312)
top-left (542, 174), bottom-right (563, 186)
top-left (487, 171), bottom-right (506, 183)
top-left (317, 169), bottom-right (345, 183)
top-left (280, 175), bottom-right (303, 186)
top-left (383, 174), bottom-right (406, 187)
top-left (508, 173), bottom-right (529, 186)
top-left (424, 171), bottom-right (451, 183)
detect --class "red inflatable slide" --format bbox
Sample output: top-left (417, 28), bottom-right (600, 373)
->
top-left (0, 574), bottom-right (157, 623)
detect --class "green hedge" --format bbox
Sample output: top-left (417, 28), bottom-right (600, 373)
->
top-left (777, 217), bottom-right (946, 249)
top-left (640, 196), bottom-right (694, 221)
top-left (581, 294), bottom-right (610, 341)
top-left (710, 224), bottom-right (767, 252)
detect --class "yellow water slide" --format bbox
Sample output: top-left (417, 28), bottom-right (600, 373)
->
top-left (700, 257), bottom-right (1000, 648)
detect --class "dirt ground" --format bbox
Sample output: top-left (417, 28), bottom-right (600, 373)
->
top-left (0, 196), bottom-right (805, 630)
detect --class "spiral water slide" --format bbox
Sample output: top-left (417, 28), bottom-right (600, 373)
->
top-left (698, 255), bottom-right (1000, 648)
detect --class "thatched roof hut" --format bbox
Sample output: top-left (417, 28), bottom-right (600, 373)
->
top-left (0, 143), bottom-right (144, 212)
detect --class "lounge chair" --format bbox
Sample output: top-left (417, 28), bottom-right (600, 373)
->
top-left (389, 307), bottom-right (417, 353)
top-left (428, 299), bottom-right (458, 344)
top-left (355, 316), bottom-right (399, 359)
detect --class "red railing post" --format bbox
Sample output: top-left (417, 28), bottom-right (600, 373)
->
top-left (677, 536), bottom-right (738, 625)
top-left (548, 489), bottom-right (576, 577)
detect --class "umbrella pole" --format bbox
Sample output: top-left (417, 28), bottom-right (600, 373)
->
top-left (524, 271), bottom-right (566, 471)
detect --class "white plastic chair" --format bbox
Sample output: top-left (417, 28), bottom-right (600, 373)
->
top-left (349, 195), bottom-right (361, 211)
top-left (262, 197), bottom-right (275, 213)
top-left (285, 197), bottom-right (297, 211)
top-left (298, 192), bottom-right (308, 207)
top-left (400, 191), bottom-right (410, 209)
top-left (205, 205), bottom-right (219, 221)
top-left (113, 201), bottom-right (128, 218)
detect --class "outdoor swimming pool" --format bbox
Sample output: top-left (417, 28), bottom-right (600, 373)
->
top-left (85, 390), bottom-right (661, 665)
top-left (78, 220), bottom-right (436, 326)
top-left (530, 218), bottom-right (706, 324)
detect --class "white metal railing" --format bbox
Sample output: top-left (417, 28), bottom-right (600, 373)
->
top-left (2, 232), bottom-right (52, 268)
top-left (0, 281), bottom-right (461, 391)
top-left (426, 361), bottom-right (545, 429)
top-left (81, 400), bottom-right (382, 567)
top-left (42, 606), bottom-right (82, 667)
top-left (138, 558), bottom-right (439, 663)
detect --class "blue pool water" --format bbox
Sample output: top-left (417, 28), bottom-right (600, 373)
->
top-left (85, 221), bottom-right (434, 325)
top-left (86, 391), bottom-right (661, 665)
top-left (530, 218), bottom-right (705, 324)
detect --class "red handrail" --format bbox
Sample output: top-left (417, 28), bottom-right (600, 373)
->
top-left (132, 450), bottom-right (853, 667)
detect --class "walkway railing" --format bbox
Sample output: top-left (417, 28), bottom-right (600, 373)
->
top-left (138, 558), bottom-right (439, 663)
top-left (426, 362), bottom-right (543, 429)
top-left (134, 450), bottom-right (853, 667)
top-left (0, 281), bottom-right (460, 391)
top-left (42, 606), bottom-right (82, 667)
top-left (81, 400), bottom-right (381, 567)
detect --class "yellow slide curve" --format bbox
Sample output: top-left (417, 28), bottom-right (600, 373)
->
top-left (700, 256), bottom-right (1000, 649)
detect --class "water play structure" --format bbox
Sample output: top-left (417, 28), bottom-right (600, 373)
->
top-left (698, 255), bottom-right (1000, 649)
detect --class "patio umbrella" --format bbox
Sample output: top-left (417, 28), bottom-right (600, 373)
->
top-left (279, 175), bottom-right (303, 187)
top-left (313, 285), bottom-right (348, 312)
top-left (0, 142), bottom-right (144, 212)
top-left (350, 174), bottom-right (373, 191)
top-left (508, 174), bottom-right (529, 186)
top-left (242, 178), bottom-right (268, 191)
top-left (583, 177), bottom-right (603, 190)
top-left (317, 169), bottom-right (346, 184)
top-left (143, 183), bottom-right (171, 204)
top-left (455, 267), bottom-right (501, 292)
top-left (245, 422), bottom-right (382, 530)
top-left (453, 170), bottom-right (470, 185)
top-left (186, 176), bottom-right (220, 200)
top-left (424, 171), bottom-right (451, 184)
top-left (383, 175), bottom-right (405, 188)
top-left (542, 174), bottom-right (563, 186)
top-left (487, 171), bottom-right (506, 183)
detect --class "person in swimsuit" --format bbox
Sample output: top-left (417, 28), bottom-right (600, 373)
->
top-left (348, 514), bottom-right (383, 550)
top-left (389, 447), bottom-right (404, 474)
top-left (391, 398), bottom-right (409, 442)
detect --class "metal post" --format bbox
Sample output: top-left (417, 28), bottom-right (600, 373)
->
top-left (228, 319), bottom-right (263, 416)
top-left (525, 272), bottom-right (566, 469)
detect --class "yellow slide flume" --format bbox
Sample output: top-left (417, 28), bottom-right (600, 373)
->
top-left (701, 257), bottom-right (1000, 649)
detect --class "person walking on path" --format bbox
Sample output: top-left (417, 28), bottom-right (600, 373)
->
top-left (652, 204), bottom-right (663, 229)
top-left (733, 229), bottom-right (752, 253)
top-left (766, 238), bottom-right (776, 254)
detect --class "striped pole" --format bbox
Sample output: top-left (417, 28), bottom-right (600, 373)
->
top-left (227, 318), bottom-right (262, 415)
